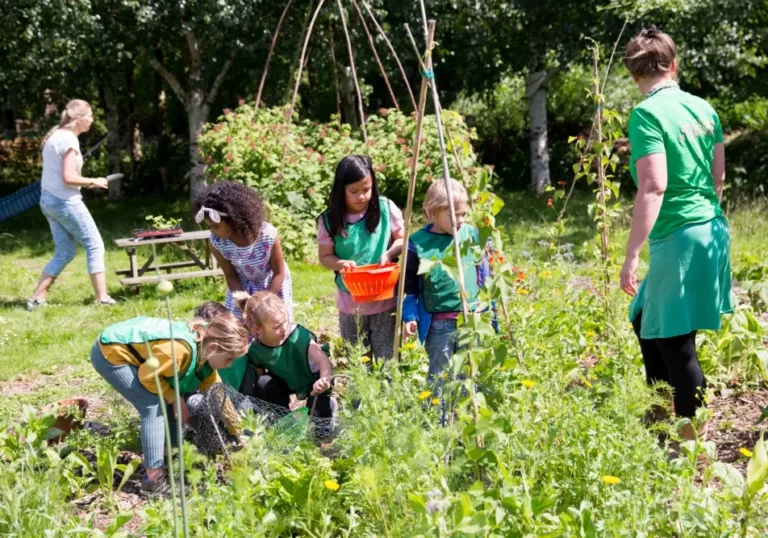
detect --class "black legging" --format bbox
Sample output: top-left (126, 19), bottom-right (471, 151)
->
top-left (256, 373), bottom-right (333, 418)
top-left (632, 310), bottom-right (705, 418)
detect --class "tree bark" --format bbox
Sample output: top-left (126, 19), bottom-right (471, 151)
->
top-left (526, 70), bottom-right (551, 193)
top-left (103, 74), bottom-right (122, 200)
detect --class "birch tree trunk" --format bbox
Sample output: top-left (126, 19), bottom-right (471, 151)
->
top-left (526, 70), bottom-right (551, 193)
top-left (103, 75), bottom-right (122, 200)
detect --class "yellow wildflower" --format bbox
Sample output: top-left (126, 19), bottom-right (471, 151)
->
top-left (323, 479), bottom-right (340, 491)
top-left (404, 342), bottom-right (417, 350)
top-left (361, 356), bottom-right (371, 364)
top-left (739, 448), bottom-right (753, 458)
top-left (431, 398), bottom-right (440, 406)
top-left (517, 288), bottom-right (529, 296)
top-left (522, 379), bottom-right (536, 388)
top-left (586, 331), bottom-right (597, 338)
top-left (582, 377), bottom-right (593, 388)
top-left (418, 390), bottom-right (432, 401)
top-left (539, 271), bottom-right (552, 279)
top-left (602, 475), bottom-right (620, 485)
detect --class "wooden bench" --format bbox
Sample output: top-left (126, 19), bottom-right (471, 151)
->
top-left (113, 230), bottom-right (223, 287)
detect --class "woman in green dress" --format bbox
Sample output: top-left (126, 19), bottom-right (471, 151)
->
top-left (620, 26), bottom-right (733, 440)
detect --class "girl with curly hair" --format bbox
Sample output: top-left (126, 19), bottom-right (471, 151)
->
top-left (193, 181), bottom-right (294, 321)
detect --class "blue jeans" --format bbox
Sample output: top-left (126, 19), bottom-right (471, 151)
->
top-left (40, 191), bottom-right (105, 276)
top-left (424, 318), bottom-right (459, 379)
top-left (90, 341), bottom-right (177, 469)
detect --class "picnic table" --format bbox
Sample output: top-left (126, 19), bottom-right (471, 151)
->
top-left (114, 230), bottom-right (223, 287)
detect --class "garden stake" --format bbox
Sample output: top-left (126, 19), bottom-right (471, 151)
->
top-left (150, 243), bottom-right (188, 537)
top-left (416, 7), bottom-right (483, 450)
top-left (255, 0), bottom-right (296, 111)
top-left (279, 0), bottom-right (327, 179)
top-left (349, 0), bottom-right (399, 110)
top-left (144, 338), bottom-right (180, 538)
top-left (336, 0), bottom-right (368, 142)
top-left (329, 20), bottom-right (342, 118)
top-left (361, 1), bottom-right (417, 110)
top-left (391, 23), bottom-right (435, 363)
top-left (163, 296), bottom-right (189, 538)
top-left (593, 46), bottom-right (609, 266)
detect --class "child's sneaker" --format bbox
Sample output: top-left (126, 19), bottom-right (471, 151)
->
top-left (140, 474), bottom-right (170, 497)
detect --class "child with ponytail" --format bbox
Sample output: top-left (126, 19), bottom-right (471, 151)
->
top-left (90, 313), bottom-right (249, 495)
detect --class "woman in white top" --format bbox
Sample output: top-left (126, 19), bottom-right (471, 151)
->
top-left (27, 99), bottom-right (116, 310)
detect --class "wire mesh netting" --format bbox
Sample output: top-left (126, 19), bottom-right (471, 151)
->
top-left (185, 383), bottom-right (338, 456)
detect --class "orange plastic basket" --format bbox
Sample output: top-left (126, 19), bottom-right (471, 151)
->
top-left (340, 262), bottom-right (400, 303)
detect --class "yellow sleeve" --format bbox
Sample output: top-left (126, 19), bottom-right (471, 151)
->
top-left (137, 340), bottom-right (193, 404)
top-left (198, 370), bottom-right (222, 393)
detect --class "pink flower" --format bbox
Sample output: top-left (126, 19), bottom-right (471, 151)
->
top-left (223, 108), bottom-right (232, 115)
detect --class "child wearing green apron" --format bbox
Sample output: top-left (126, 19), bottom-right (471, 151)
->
top-left (90, 313), bottom-right (248, 495)
top-left (317, 155), bottom-right (404, 360)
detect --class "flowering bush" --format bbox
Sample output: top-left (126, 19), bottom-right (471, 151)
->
top-left (198, 105), bottom-right (491, 260)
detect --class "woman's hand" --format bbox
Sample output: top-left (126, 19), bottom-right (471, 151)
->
top-left (340, 260), bottom-right (356, 272)
top-left (311, 377), bottom-right (331, 396)
top-left (89, 177), bottom-right (108, 190)
top-left (379, 252), bottom-right (390, 266)
top-left (620, 254), bottom-right (639, 297)
top-left (172, 398), bottom-right (190, 424)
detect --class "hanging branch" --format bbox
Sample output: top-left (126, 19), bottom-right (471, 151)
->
top-left (391, 23), bottom-right (435, 364)
top-left (349, 0), bottom-right (399, 110)
top-left (361, 1), bottom-right (417, 111)
top-left (279, 0), bottom-right (327, 179)
top-left (336, 0), bottom-right (368, 142)
top-left (329, 20), bottom-right (342, 118)
top-left (255, 0), bottom-right (296, 111)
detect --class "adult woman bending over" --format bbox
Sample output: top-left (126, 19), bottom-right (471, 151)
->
top-left (27, 99), bottom-right (115, 310)
top-left (620, 27), bottom-right (733, 440)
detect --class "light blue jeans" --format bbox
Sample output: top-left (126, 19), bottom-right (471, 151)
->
top-left (90, 341), bottom-right (178, 469)
top-left (40, 191), bottom-right (105, 276)
top-left (424, 318), bottom-right (459, 379)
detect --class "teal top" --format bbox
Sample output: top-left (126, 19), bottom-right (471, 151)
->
top-left (628, 82), bottom-right (724, 240)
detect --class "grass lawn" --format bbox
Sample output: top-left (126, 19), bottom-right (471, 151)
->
top-left (1, 191), bottom-right (767, 536)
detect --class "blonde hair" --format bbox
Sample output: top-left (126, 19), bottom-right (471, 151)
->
top-left (41, 99), bottom-right (92, 149)
top-left (624, 26), bottom-right (677, 78)
top-left (188, 312), bottom-right (248, 364)
top-left (233, 290), bottom-right (289, 328)
top-left (423, 178), bottom-right (469, 221)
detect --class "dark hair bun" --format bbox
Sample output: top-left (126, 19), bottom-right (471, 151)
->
top-left (641, 25), bottom-right (659, 38)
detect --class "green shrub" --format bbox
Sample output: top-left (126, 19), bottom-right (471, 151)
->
top-left (198, 105), bottom-right (491, 260)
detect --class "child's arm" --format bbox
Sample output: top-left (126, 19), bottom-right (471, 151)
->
top-left (267, 235), bottom-right (287, 294)
top-left (318, 243), bottom-right (356, 272)
top-left (317, 218), bottom-right (356, 271)
top-left (210, 245), bottom-right (243, 293)
top-left (380, 231), bottom-right (404, 266)
top-left (308, 341), bottom-right (333, 395)
top-left (402, 246), bottom-right (420, 337)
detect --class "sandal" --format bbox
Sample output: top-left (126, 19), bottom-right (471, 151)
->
top-left (95, 297), bottom-right (117, 306)
top-left (26, 297), bottom-right (46, 311)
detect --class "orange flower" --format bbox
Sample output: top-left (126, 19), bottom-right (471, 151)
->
top-left (547, 198), bottom-right (553, 207)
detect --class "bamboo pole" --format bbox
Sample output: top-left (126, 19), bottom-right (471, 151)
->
top-left (594, 47), bottom-right (609, 264)
top-left (329, 20), bottom-right (342, 119)
top-left (279, 0), bottom-right (327, 179)
top-left (361, 1), bottom-right (417, 111)
top-left (416, 3), bottom-right (482, 449)
top-left (349, 0), bottom-right (399, 110)
top-left (391, 24), bottom-right (435, 363)
top-left (255, 0), bottom-right (296, 111)
top-left (336, 0), bottom-right (368, 142)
